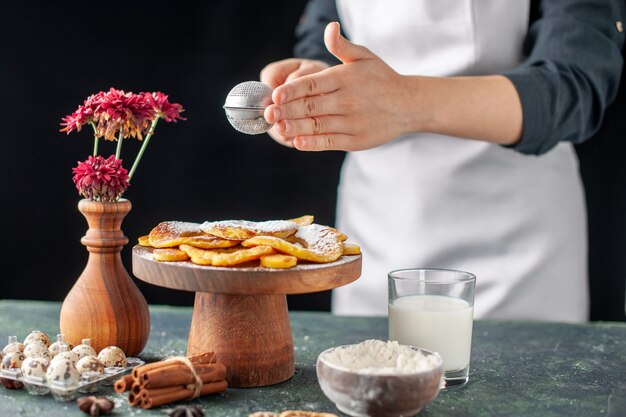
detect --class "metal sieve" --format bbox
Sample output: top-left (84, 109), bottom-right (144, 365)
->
top-left (224, 81), bottom-right (274, 135)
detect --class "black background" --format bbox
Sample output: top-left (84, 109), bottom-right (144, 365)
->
top-left (0, 1), bottom-right (343, 310)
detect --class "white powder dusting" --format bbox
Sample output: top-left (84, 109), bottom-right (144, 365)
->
top-left (200, 220), bottom-right (296, 234)
top-left (295, 224), bottom-right (342, 254)
top-left (165, 221), bottom-right (202, 235)
top-left (322, 340), bottom-right (442, 374)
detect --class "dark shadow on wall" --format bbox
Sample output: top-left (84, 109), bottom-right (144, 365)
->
top-left (0, 1), bottom-right (344, 311)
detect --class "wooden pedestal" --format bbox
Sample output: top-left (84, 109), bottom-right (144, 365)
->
top-left (132, 246), bottom-right (361, 387)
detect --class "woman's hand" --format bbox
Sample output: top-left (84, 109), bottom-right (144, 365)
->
top-left (260, 59), bottom-right (330, 147)
top-left (263, 22), bottom-right (413, 152)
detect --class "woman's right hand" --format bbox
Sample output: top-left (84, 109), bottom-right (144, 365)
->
top-left (260, 58), bottom-right (329, 147)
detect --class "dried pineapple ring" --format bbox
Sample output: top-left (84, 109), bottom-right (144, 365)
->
top-left (200, 220), bottom-right (298, 240)
top-left (149, 221), bottom-right (236, 248)
top-left (285, 216), bottom-right (347, 240)
top-left (179, 244), bottom-right (240, 265)
top-left (341, 243), bottom-right (361, 255)
top-left (178, 244), bottom-right (219, 266)
top-left (243, 224), bottom-right (343, 263)
top-left (138, 235), bottom-right (152, 247)
top-left (149, 221), bottom-right (203, 245)
top-left (211, 246), bottom-right (274, 267)
top-left (260, 254), bottom-right (298, 269)
top-left (152, 248), bottom-right (190, 262)
top-left (330, 227), bottom-right (348, 242)
top-left (179, 244), bottom-right (274, 267)
top-left (179, 235), bottom-right (240, 249)
top-left (288, 215), bottom-right (314, 226)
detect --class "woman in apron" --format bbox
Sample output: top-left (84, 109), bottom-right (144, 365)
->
top-left (260, 0), bottom-right (624, 322)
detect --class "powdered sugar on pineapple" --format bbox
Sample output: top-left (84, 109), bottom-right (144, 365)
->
top-left (296, 224), bottom-right (342, 254)
top-left (200, 220), bottom-right (296, 234)
top-left (322, 340), bottom-right (442, 374)
top-left (166, 221), bottom-right (202, 235)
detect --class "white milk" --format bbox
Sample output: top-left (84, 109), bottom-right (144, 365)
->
top-left (389, 295), bottom-right (473, 372)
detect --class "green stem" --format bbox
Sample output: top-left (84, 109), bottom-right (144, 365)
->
top-left (90, 122), bottom-right (99, 156)
top-left (128, 118), bottom-right (160, 181)
top-left (115, 130), bottom-right (123, 159)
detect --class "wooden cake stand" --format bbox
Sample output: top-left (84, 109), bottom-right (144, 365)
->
top-left (132, 246), bottom-right (361, 387)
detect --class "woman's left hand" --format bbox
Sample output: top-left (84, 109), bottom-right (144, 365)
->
top-left (264, 22), bottom-right (416, 152)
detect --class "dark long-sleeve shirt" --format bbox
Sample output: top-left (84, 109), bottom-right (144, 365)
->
top-left (293, 0), bottom-right (626, 156)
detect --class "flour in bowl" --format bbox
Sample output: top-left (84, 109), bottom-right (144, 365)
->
top-left (321, 339), bottom-right (442, 374)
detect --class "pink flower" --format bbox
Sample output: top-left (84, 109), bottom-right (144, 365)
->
top-left (60, 91), bottom-right (105, 134)
top-left (144, 91), bottom-right (186, 123)
top-left (94, 88), bottom-right (155, 141)
top-left (72, 155), bottom-right (130, 202)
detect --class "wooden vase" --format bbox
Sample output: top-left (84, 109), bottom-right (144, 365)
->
top-left (60, 198), bottom-right (150, 356)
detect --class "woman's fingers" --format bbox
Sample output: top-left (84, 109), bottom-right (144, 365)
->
top-left (268, 114), bottom-right (358, 151)
top-left (265, 93), bottom-right (343, 124)
top-left (266, 125), bottom-right (295, 148)
top-left (324, 22), bottom-right (375, 64)
top-left (293, 133), bottom-right (356, 152)
top-left (274, 115), bottom-right (346, 137)
top-left (284, 61), bottom-right (330, 84)
top-left (261, 59), bottom-right (329, 91)
top-left (260, 58), bottom-right (304, 89)
top-left (273, 71), bottom-right (339, 104)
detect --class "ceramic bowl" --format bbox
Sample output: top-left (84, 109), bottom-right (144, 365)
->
top-left (316, 343), bottom-right (444, 417)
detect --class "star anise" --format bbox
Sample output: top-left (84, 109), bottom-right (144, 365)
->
top-left (76, 396), bottom-right (115, 416)
top-left (167, 405), bottom-right (205, 417)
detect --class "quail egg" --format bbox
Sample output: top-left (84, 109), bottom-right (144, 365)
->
top-left (20, 356), bottom-right (50, 379)
top-left (97, 346), bottom-right (127, 368)
top-left (75, 355), bottom-right (105, 374)
top-left (1, 351), bottom-right (26, 370)
top-left (24, 330), bottom-right (51, 348)
top-left (49, 341), bottom-right (71, 357)
top-left (23, 341), bottom-right (53, 361)
top-left (51, 350), bottom-right (79, 365)
top-left (46, 358), bottom-right (80, 386)
top-left (72, 339), bottom-right (97, 360)
top-left (2, 340), bottom-right (25, 356)
top-left (1, 351), bottom-right (26, 389)
top-left (49, 334), bottom-right (73, 357)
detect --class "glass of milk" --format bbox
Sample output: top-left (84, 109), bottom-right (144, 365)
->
top-left (388, 268), bottom-right (476, 387)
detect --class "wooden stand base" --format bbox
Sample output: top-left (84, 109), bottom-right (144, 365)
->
top-left (132, 245), bottom-right (361, 388)
top-left (187, 292), bottom-right (294, 387)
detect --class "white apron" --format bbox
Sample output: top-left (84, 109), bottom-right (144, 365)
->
top-left (333, 0), bottom-right (588, 322)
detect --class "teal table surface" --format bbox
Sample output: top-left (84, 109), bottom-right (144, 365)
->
top-left (0, 299), bottom-right (625, 417)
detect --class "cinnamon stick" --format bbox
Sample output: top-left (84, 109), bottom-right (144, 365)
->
top-left (132, 352), bottom-right (217, 378)
top-left (128, 392), bottom-right (140, 406)
top-left (140, 363), bottom-right (226, 389)
top-left (140, 385), bottom-right (181, 399)
top-left (132, 361), bottom-right (165, 379)
top-left (141, 380), bottom-right (228, 409)
top-left (113, 374), bottom-right (135, 393)
top-left (131, 381), bottom-right (142, 395)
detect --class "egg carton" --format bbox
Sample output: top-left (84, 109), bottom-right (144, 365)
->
top-left (0, 357), bottom-right (144, 401)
